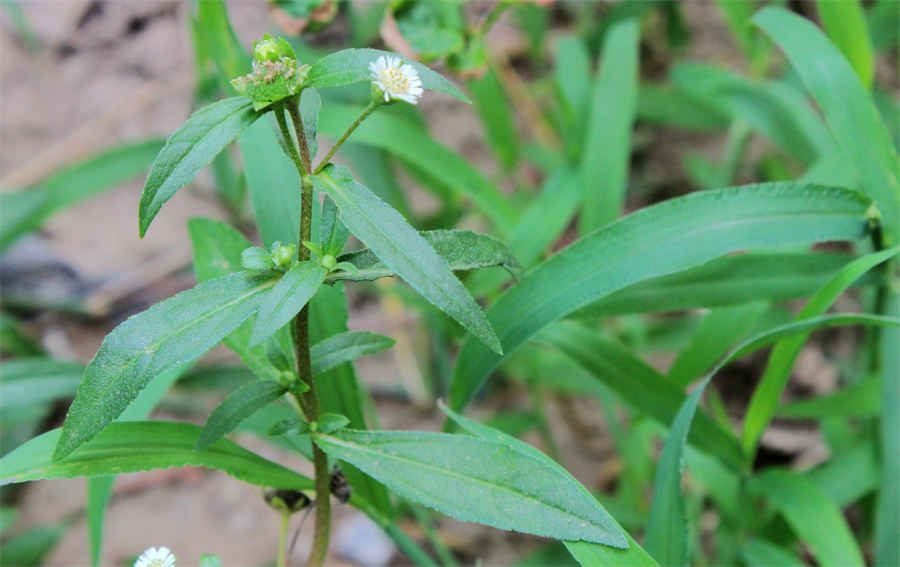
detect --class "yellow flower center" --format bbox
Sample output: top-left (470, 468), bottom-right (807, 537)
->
top-left (380, 67), bottom-right (409, 93)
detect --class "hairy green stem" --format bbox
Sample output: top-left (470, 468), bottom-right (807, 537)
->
top-left (276, 106), bottom-right (307, 176)
top-left (276, 98), bottom-right (332, 567)
top-left (314, 100), bottom-right (379, 174)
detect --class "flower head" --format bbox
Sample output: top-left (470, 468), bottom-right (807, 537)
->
top-left (134, 547), bottom-right (176, 567)
top-left (369, 55), bottom-right (423, 105)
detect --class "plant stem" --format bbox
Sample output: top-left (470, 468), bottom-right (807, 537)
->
top-left (287, 96), bottom-right (312, 173)
top-left (277, 511), bottom-right (290, 567)
top-left (314, 100), bottom-right (379, 174)
top-left (276, 97), bottom-right (332, 567)
top-left (276, 106), bottom-right (306, 176)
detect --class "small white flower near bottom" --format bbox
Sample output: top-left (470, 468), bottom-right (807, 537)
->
top-left (134, 547), bottom-right (176, 567)
top-left (368, 55), bottom-right (424, 104)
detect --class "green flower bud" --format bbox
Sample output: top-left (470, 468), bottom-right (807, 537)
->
top-left (232, 35), bottom-right (308, 111)
top-left (321, 254), bottom-right (337, 271)
top-left (271, 243), bottom-right (296, 269)
top-left (253, 34), bottom-right (296, 63)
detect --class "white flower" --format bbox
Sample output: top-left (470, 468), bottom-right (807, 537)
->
top-left (134, 547), bottom-right (176, 567)
top-left (368, 55), bottom-right (424, 104)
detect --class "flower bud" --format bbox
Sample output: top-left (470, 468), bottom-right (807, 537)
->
top-left (271, 242), bottom-right (296, 269)
top-left (321, 254), bottom-right (337, 271)
top-left (253, 34), bottom-right (296, 63)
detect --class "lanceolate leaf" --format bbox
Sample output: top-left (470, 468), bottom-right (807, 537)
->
top-left (311, 331), bottom-right (395, 375)
top-left (307, 48), bottom-right (470, 103)
top-left (742, 245), bottom-right (900, 459)
top-left (878, 291), bottom-right (900, 566)
top-left (439, 402), bottom-right (627, 548)
top-left (198, 380), bottom-right (287, 448)
top-left (579, 17), bottom-right (639, 234)
top-left (239, 117), bottom-right (301, 247)
top-left (249, 261), bottom-right (327, 346)
top-left (139, 97), bottom-right (262, 236)
top-left (749, 470), bottom-right (865, 567)
top-left (539, 321), bottom-right (744, 470)
top-left (0, 358), bottom-right (84, 410)
top-left (331, 229), bottom-right (521, 282)
top-left (644, 374), bottom-right (711, 567)
top-left (754, 7), bottom-right (900, 235)
top-left (54, 272), bottom-right (277, 461)
top-left (575, 251), bottom-right (854, 318)
top-left (450, 183), bottom-right (873, 411)
top-left (2, 422), bottom-right (312, 491)
top-left (817, 0), bottom-right (875, 89)
top-left (314, 165), bottom-right (501, 354)
top-left (313, 429), bottom-right (626, 546)
top-left (0, 139), bottom-right (164, 251)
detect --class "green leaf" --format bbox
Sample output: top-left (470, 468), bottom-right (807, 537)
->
top-left (0, 139), bottom-right (164, 251)
top-left (188, 217), bottom-right (252, 281)
top-left (198, 380), bottom-right (287, 448)
top-left (644, 374), bottom-right (711, 567)
top-left (315, 413), bottom-right (350, 434)
top-left (249, 261), bottom-right (327, 346)
top-left (239, 114), bottom-right (301, 248)
top-left (310, 331), bottom-right (395, 374)
top-left (0, 358), bottom-right (84, 409)
top-left (332, 229), bottom-right (521, 282)
top-left (671, 63), bottom-right (836, 165)
top-left (300, 87), bottom-right (321, 162)
top-left (438, 401), bottom-right (627, 547)
top-left (0, 313), bottom-right (44, 357)
top-left (87, 476), bottom-right (113, 567)
top-left (199, 554), bottom-right (224, 567)
top-left (2, 421), bottom-right (313, 490)
top-left (307, 48), bottom-right (470, 103)
top-left (877, 290), bottom-right (900, 566)
top-left (637, 83), bottom-right (729, 132)
top-left (667, 302), bottom-right (768, 387)
top-left (317, 105), bottom-right (515, 231)
top-left (538, 321), bottom-right (744, 470)
top-left (740, 539), bottom-right (805, 567)
top-left (554, 36), bottom-right (592, 143)
top-left (53, 272), bottom-right (277, 460)
top-left (575, 251), bottom-right (855, 317)
top-left (778, 376), bottom-right (880, 419)
top-left (817, 0), bottom-right (875, 89)
top-left (0, 508), bottom-right (16, 535)
top-left (467, 67), bottom-right (518, 171)
top-left (810, 440), bottom-right (879, 507)
top-left (139, 97), bottom-right (262, 236)
top-left (749, 470), bottom-right (865, 567)
top-left (0, 525), bottom-right (63, 567)
top-left (742, 245), bottom-right (900, 459)
top-left (565, 535), bottom-right (660, 567)
top-left (313, 165), bottom-right (501, 354)
top-left (313, 428), bottom-right (626, 546)
top-left (450, 183), bottom-right (873, 412)
top-left (192, 0), bottom-right (250, 89)
top-left (579, 17), bottom-right (639, 234)
top-left (188, 218), bottom-right (286, 382)
top-left (754, 7), bottom-right (900, 236)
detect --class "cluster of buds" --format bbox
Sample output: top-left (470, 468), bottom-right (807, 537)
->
top-left (231, 35), bottom-right (310, 110)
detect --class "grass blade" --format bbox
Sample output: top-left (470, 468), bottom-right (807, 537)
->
top-left (450, 183), bottom-right (873, 412)
top-left (579, 18), bottom-right (640, 234)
